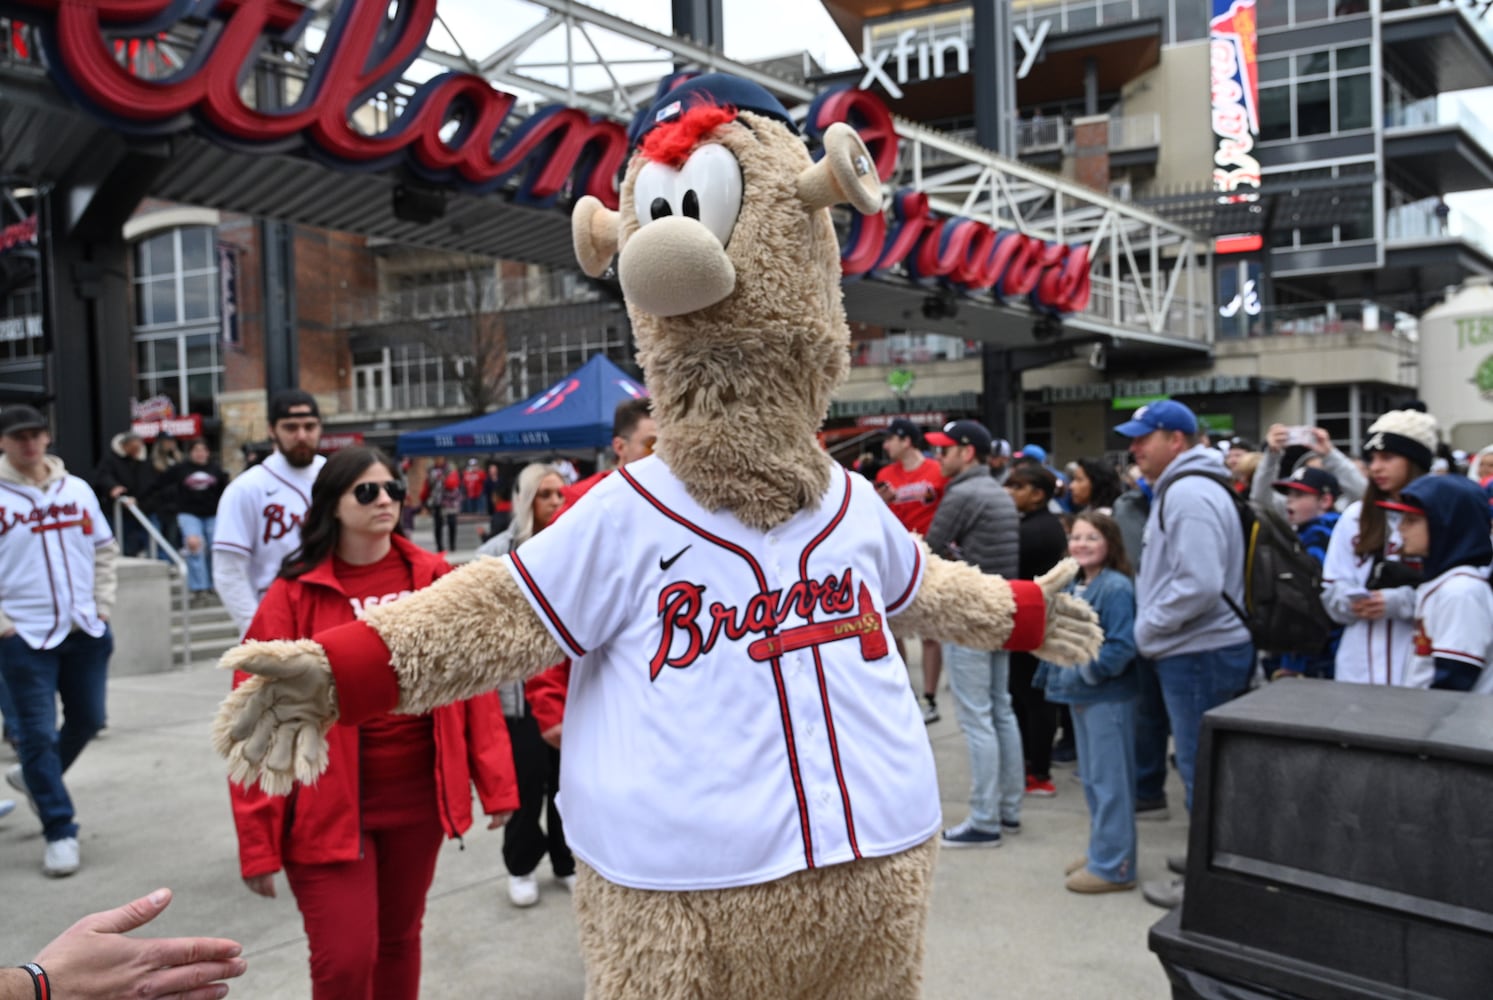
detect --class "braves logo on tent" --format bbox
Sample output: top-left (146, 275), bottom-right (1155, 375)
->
top-left (525, 378), bottom-right (582, 415)
top-left (615, 379), bottom-right (647, 399)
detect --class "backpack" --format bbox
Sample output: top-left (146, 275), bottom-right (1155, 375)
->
top-left (1157, 471), bottom-right (1335, 655)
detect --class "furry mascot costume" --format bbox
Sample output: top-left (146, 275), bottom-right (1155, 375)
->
top-left (214, 75), bottom-right (1102, 999)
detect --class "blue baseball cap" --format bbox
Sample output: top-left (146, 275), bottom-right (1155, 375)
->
top-left (630, 73), bottom-right (799, 147)
top-left (1114, 400), bottom-right (1198, 438)
top-left (1015, 443), bottom-right (1047, 463)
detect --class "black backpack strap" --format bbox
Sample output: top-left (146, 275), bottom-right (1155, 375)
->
top-left (1155, 469), bottom-right (1235, 533)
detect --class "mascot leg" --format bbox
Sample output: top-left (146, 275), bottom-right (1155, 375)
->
top-left (573, 837), bottom-right (938, 1000)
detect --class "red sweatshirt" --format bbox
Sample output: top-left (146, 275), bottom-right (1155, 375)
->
top-left (229, 534), bottom-right (519, 878)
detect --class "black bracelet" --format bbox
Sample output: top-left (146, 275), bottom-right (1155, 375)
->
top-left (20, 963), bottom-right (49, 1000)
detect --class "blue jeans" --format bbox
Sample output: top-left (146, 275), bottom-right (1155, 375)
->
top-left (1153, 641), bottom-right (1254, 813)
top-left (178, 513), bottom-right (216, 592)
top-left (0, 665), bottom-right (16, 743)
top-left (1133, 656), bottom-right (1170, 803)
top-left (944, 644), bottom-right (1024, 830)
top-left (1073, 698), bottom-right (1138, 883)
top-left (0, 629), bottom-right (113, 841)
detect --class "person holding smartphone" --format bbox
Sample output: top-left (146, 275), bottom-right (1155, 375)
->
top-left (1251, 422), bottom-right (1366, 517)
top-left (1321, 410), bottom-right (1437, 687)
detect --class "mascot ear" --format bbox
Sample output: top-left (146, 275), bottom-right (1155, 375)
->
top-left (797, 122), bottom-right (882, 215)
top-left (572, 195), bottom-right (621, 277)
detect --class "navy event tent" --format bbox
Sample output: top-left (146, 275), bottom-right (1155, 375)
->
top-left (397, 354), bottom-right (647, 456)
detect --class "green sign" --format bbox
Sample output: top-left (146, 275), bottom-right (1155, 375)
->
top-left (887, 367), bottom-right (916, 395)
top-left (1111, 394), bottom-right (1167, 410)
top-left (1198, 413), bottom-right (1236, 435)
top-left (1477, 353), bottom-right (1493, 400)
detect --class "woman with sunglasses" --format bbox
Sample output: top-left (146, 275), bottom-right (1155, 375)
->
top-left (477, 463), bottom-right (573, 907)
top-left (228, 446), bottom-right (519, 1000)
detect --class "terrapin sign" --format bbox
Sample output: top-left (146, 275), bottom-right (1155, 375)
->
top-left (4, 0), bottom-right (1090, 315)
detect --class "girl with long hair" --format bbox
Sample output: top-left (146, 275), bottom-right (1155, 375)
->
top-left (228, 446), bottom-right (519, 1000)
top-left (1068, 458), bottom-right (1124, 514)
top-left (1322, 410), bottom-right (1436, 687)
top-left (1035, 512), bottom-right (1139, 894)
top-left (476, 463), bottom-right (574, 907)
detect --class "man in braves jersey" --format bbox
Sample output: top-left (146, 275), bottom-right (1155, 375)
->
top-left (0, 405), bottom-right (118, 877)
top-left (213, 390), bottom-right (325, 637)
top-left (1383, 475), bottom-right (1493, 691)
top-left (875, 418), bottom-right (947, 722)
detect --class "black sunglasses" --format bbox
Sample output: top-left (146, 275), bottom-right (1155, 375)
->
top-left (352, 480), bottom-right (407, 505)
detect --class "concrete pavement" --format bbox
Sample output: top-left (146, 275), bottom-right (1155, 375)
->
top-left (0, 647), bottom-right (1186, 998)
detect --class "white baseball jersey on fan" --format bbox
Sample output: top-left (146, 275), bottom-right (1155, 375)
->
top-left (213, 451), bottom-right (325, 598)
top-left (1410, 565), bottom-right (1493, 692)
top-left (0, 472), bottom-right (114, 649)
top-left (503, 454), bottom-right (939, 891)
top-left (1322, 501), bottom-right (1417, 686)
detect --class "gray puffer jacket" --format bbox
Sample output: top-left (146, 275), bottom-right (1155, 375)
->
top-left (924, 465), bottom-right (1020, 578)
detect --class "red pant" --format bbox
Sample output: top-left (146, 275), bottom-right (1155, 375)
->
top-left (284, 818), bottom-right (444, 1000)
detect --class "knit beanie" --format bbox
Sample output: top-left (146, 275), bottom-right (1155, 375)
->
top-left (1362, 409), bottom-right (1439, 471)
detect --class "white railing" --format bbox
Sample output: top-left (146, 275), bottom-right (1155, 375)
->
top-left (1016, 117), bottom-right (1066, 151)
top-left (1385, 93), bottom-right (1493, 163)
top-left (113, 501), bottom-right (191, 667)
top-left (1386, 197), bottom-right (1493, 259)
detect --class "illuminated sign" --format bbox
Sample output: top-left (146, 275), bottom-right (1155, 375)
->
top-left (858, 18), bottom-right (1052, 99)
top-left (2, 0), bottom-right (628, 209)
top-left (809, 88), bottom-right (1091, 316)
top-left (1210, 0), bottom-right (1261, 197)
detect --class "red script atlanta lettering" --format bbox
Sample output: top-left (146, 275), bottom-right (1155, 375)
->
top-left (262, 504), bottom-right (302, 543)
top-left (5, 0), bottom-right (628, 208)
top-left (650, 571), bottom-right (888, 681)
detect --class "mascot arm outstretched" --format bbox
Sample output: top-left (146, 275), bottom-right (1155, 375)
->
top-left (891, 546), bottom-right (1102, 668)
top-left (212, 556), bottom-right (561, 795)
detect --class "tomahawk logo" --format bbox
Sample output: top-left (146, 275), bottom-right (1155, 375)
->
top-left (649, 571), bottom-right (888, 681)
top-left (525, 378), bottom-right (581, 414)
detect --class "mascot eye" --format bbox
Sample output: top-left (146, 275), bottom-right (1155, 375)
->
top-left (634, 160), bottom-right (677, 229)
top-left (677, 144), bottom-right (742, 247)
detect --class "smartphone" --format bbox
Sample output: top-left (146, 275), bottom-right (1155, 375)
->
top-left (1285, 425), bottom-right (1315, 447)
top-left (1345, 587), bottom-right (1371, 603)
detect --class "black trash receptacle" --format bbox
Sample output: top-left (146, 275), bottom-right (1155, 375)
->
top-left (1149, 682), bottom-right (1493, 1000)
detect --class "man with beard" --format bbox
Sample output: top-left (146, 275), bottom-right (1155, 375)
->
top-left (213, 390), bottom-right (325, 637)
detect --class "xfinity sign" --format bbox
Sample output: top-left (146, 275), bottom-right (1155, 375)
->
top-left (859, 23), bottom-right (1052, 99)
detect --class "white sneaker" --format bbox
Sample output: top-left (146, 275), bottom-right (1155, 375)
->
top-left (506, 873), bottom-right (539, 907)
top-left (44, 837), bottom-right (80, 878)
top-left (5, 764), bottom-right (36, 815)
top-left (557, 873), bottom-right (577, 892)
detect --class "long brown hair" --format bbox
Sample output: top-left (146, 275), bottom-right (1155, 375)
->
top-left (280, 446), bottom-right (404, 579)
top-left (1355, 462), bottom-right (1427, 558)
top-left (1073, 511), bottom-right (1133, 578)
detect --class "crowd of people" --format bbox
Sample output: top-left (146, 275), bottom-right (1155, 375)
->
top-left (858, 398), bottom-right (1493, 908)
top-left (2, 386), bottom-right (1490, 997)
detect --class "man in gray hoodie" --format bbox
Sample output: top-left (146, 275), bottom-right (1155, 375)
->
top-left (1116, 400), bottom-right (1253, 907)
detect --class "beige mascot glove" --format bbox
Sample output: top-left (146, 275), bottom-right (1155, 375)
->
top-left (1031, 558), bottom-right (1103, 668)
top-left (212, 639), bottom-right (338, 796)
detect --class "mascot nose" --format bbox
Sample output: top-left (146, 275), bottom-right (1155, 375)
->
top-left (619, 216), bottom-right (736, 318)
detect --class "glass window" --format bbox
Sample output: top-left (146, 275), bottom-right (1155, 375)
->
top-left (180, 228), bottom-right (212, 272)
top-left (138, 278), bottom-right (175, 327)
top-left (1173, 0), bottom-right (1207, 40)
top-left (1294, 0), bottom-right (1330, 25)
top-left (1257, 0), bottom-right (1289, 29)
top-left (130, 226), bottom-right (223, 419)
top-left (1259, 57), bottom-right (1289, 83)
top-left (182, 273), bottom-right (216, 321)
top-left (139, 233), bottom-right (173, 278)
top-left (1336, 45), bottom-right (1370, 69)
top-left (1102, 0), bottom-right (1133, 25)
top-left (1296, 79), bottom-right (1332, 135)
top-left (1297, 51), bottom-right (1330, 76)
top-left (1260, 86), bottom-right (1292, 141)
top-left (1336, 74), bottom-right (1371, 130)
top-left (1340, 207), bottom-right (1374, 241)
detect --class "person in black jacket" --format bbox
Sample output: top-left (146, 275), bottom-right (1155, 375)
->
top-left (153, 439), bottom-right (230, 604)
top-left (93, 432), bottom-right (156, 556)
top-left (1005, 463), bottom-right (1070, 797)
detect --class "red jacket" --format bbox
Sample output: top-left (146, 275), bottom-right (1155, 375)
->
top-left (524, 662), bottom-right (571, 733)
top-left (229, 534), bottom-right (519, 878)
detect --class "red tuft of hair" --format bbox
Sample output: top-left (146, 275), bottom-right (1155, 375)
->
top-left (639, 103), bottom-right (738, 168)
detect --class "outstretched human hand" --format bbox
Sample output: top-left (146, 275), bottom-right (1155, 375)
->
top-left (213, 639), bottom-right (338, 796)
top-left (31, 888), bottom-right (246, 1000)
top-left (1031, 559), bottom-right (1103, 667)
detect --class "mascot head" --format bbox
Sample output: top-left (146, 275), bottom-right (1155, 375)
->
top-left (571, 74), bottom-right (883, 529)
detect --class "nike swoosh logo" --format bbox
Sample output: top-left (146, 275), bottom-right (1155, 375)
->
top-left (659, 545), bottom-right (691, 571)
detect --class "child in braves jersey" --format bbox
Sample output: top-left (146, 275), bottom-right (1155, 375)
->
top-left (228, 447), bottom-right (518, 1000)
top-left (1381, 475), bottom-right (1493, 692)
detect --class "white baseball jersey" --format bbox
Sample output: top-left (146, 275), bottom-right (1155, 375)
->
top-left (213, 451), bottom-right (325, 597)
top-left (0, 472), bottom-right (114, 649)
top-left (503, 455), bottom-right (939, 891)
top-left (1410, 566), bottom-right (1493, 692)
top-left (1322, 501), bottom-right (1418, 686)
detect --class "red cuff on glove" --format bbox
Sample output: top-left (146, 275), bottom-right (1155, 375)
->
top-left (1000, 580), bottom-right (1048, 652)
top-left (317, 620), bottom-right (399, 726)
